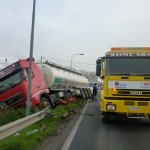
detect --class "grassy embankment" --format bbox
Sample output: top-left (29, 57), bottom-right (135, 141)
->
top-left (0, 99), bottom-right (86, 150)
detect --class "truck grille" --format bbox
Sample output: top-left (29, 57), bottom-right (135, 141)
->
top-left (106, 89), bottom-right (150, 101)
top-left (113, 89), bottom-right (150, 97)
top-left (138, 102), bottom-right (148, 106)
top-left (124, 101), bottom-right (134, 105)
top-left (124, 101), bottom-right (148, 106)
top-left (3, 93), bottom-right (23, 106)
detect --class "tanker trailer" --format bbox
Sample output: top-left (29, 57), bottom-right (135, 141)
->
top-left (37, 61), bottom-right (92, 105)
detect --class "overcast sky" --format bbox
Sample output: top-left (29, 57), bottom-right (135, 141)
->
top-left (0, 0), bottom-right (150, 71)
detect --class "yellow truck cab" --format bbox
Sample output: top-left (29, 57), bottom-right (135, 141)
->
top-left (96, 47), bottom-right (150, 123)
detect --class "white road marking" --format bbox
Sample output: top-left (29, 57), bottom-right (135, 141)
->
top-left (61, 102), bottom-right (89, 150)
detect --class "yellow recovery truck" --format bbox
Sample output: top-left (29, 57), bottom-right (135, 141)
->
top-left (96, 47), bottom-right (150, 123)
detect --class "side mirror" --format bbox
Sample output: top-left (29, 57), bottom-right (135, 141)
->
top-left (96, 64), bottom-right (101, 76)
top-left (96, 58), bottom-right (101, 76)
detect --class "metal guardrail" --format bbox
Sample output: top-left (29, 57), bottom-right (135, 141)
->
top-left (0, 108), bottom-right (49, 141)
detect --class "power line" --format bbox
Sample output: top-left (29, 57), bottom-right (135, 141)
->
top-left (41, 56), bottom-right (95, 66)
top-left (0, 57), bottom-right (96, 66)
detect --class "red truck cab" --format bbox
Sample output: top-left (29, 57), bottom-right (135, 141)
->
top-left (0, 59), bottom-right (48, 109)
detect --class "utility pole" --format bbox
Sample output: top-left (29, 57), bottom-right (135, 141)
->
top-left (26, 0), bottom-right (36, 116)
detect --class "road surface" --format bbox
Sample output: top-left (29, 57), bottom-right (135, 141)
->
top-left (39, 93), bottom-right (150, 150)
top-left (67, 100), bottom-right (150, 150)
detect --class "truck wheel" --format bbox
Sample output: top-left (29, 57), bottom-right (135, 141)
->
top-left (85, 89), bottom-right (90, 99)
top-left (41, 97), bottom-right (52, 110)
top-left (66, 91), bottom-right (72, 99)
top-left (83, 89), bottom-right (88, 99)
top-left (80, 89), bottom-right (86, 99)
top-left (87, 88), bottom-right (92, 99)
top-left (101, 112), bottom-right (109, 123)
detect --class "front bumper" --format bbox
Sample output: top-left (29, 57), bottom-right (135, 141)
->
top-left (100, 99), bottom-right (150, 116)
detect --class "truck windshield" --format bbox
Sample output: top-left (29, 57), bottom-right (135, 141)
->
top-left (0, 70), bottom-right (23, 93)
top-left (106, 57), bottom-right (150, 76)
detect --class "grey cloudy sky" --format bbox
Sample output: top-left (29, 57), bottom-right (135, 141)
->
top-left (0, 0), bottom-right (150, 71)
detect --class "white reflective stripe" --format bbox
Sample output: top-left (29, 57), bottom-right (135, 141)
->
top-left (61, 103), bottom-right (88, 150)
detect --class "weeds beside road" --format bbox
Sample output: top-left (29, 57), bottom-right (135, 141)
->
top-left (0, 99), bottom-right (86, 150)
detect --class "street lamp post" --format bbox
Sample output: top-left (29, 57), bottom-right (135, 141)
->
top-left (26, 0), bottom-right (36, 116)
top-left (71, 53), bottom-right (84, 69)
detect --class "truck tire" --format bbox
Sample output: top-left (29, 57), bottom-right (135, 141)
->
top-left (80, 89), bottom-right (86, 99)
top-left (66, 91), bottom-right (72, 99)
top-left (41, 97), bottom-right (52, 110)
top-left (87, 88), bottom-right (92, 99)
top-left (84, 89), bottom-right (89, 99)
top-left (101, 112), bottom-right (109, 123)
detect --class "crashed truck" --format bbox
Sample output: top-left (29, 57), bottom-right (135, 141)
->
top-left (0, 58), bottom-right (92, 109)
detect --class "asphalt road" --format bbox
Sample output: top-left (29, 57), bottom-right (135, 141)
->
top-left (38, 92), bottom-right (150, 150)
top-left (68, 99), bottom-right (150, 150)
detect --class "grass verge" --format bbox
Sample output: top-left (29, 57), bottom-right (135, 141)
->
top-left (0, 99), bottom-right (86, 150)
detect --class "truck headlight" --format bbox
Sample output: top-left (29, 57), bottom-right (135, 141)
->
top-left (106, 104), bottom-right (116, 111)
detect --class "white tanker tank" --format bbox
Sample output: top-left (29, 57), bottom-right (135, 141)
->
top-left (37, 63), bottom-right (89, 89)
top-left (37, 61), bottom-right (92, 100)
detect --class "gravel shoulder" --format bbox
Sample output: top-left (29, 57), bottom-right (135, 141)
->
top-left (37, 102), bottom-right (87, 150)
